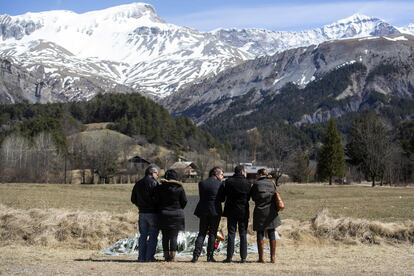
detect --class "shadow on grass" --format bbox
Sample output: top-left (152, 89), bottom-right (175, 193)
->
top-left (73, 258), bottom-right (254, 264)
top-left (74, 258), bottom-right (137, 263)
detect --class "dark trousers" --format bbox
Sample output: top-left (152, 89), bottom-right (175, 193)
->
top-left (257, 228), bottom-right (276, 241)
top-left (161, 229), bottom-right (179, 252)
top-left (226, 217), bottom-right (248, 260)
top-left (193, 215), bottom-right (221, 257)
top-left (138, 213), bottom-right (159, 262)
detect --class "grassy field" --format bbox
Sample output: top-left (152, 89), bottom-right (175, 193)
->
top-left (0, 183), bottom-right (413, 222)
top-left (1, 183), bottom-right (413, 275)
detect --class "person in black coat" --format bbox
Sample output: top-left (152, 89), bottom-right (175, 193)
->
top-left (154, 169), bottom-right (187, 262)
top-left (222, 165), bottom-right (251, 263)
top-left (191, 166), bottom-right (224, 263)
top-left (131, 165), bottom-right (160, 262)
top-left (250, 168), bottom-right (282, 263)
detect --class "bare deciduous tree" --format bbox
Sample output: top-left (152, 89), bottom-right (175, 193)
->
top-left (263, 130), bottom-right (296, 185)
top-left (347, 113), bottom-right (392, 187)
top-left (0, 133), bottom-right (63, 183)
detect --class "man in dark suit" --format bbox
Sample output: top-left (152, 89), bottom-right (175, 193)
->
top-left (191, 166), bottom-right (224, 263)
top-left (222, 165), bottom-right (251, 263)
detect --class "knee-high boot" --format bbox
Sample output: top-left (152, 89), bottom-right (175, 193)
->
top-left (270, 240), bottom-right (276, 263)
top-left (257, 239), bottom-right (265, 263)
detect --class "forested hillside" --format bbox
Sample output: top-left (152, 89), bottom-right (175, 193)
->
top-left (0, 93), bottom-right (219, 151)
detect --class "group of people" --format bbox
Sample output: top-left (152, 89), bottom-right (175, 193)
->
top-left (131, 164), bottom-right (282, 263)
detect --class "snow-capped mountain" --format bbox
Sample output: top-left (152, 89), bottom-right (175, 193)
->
top-left (0, 3), bottom-right (250, 101)
top-left (399, 23), bottom-right (414, 35)
top-left (0, 3), bottom-right (410, 103)
top-left (212, 14), bottom-right (401, 57)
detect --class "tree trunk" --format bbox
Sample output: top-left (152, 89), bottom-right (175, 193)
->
top-left (329, 175), bottom-right (332, 185)
top-left (371, 174), bottom-right (376, 187)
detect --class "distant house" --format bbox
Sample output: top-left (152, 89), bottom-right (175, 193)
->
top-left (170, 161), bottom-right (198, 180)
top-left (128, 155), bottom-right (151, 171)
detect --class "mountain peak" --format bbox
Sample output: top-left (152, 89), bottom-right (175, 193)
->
top-left (83, 2), bottom-right (163, 22)
top-left (334, 13), bottom-right (380, 25)
top-left (86, 2), bottom-right (154, 17)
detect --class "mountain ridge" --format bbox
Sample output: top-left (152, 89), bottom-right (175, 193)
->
top-left (163, 34), bottom-right (414, 125)
top-left (1, 3), bottom-right (414, 103)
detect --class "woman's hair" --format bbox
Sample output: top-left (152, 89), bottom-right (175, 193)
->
top-left (164, 169), bottom-right (178, 181)
top-left (257, 168), bottom-right (268, 177)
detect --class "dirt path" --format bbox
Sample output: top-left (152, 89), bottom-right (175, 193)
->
top-left (1, 244), bottom-right (413, 275)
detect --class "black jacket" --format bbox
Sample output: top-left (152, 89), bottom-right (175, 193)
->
top-left (223, 174), bottom-right (251, 220)
top-left (154, 179), bottom-right (187, 231)
top-left (250, 177), bottom-right (281, 231)
top-left (131, 175), bottom-right (159, 213)
top-left (194, 176), bottom-right (224, 217)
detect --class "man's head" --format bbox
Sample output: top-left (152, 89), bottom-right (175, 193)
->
top-left (145, 165), bottom-right (159, 179)
top-left (209, 166), bottom-right (224, 181)
top-left (234, 165), bottom-right (246, 177)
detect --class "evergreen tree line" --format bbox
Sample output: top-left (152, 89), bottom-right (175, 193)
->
top-left (0, 93), bottom-right (219, 151)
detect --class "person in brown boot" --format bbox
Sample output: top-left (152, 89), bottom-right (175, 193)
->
top-left (250, 169), bottom-right (281, 263)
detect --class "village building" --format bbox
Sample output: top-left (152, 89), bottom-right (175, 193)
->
top-left (169, 161), bottom-right (198, 181)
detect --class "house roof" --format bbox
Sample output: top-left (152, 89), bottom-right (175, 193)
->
top-left (245, 165), bottom-right (274, 174)
top-left (128, 155), bottom-right (151, 164)
top-left (170, 161), bottom-right (197, 170)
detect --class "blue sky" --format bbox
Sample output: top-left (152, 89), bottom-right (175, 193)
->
top-left (1, 0), bottom-right (414, 31)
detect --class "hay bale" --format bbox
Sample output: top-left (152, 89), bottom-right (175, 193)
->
top-left (0, 204), bottom-right (136, 249)
top-left (311, 209), bottom-right (414, 244)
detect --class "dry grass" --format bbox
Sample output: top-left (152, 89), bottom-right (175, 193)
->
top-left (83, 122), bottom-right (112, 131)
top-left (1, 205), bottom-right (413, 250)
top-left (0, 183), bottom-right (137, 214)
top-left (285, 209), bottom-right (414, 245)
top-left (277, 183), bottom-right (414, 222)
top-left (0, 204), bottom-right (137, 249)
top-left (1, 183), bottom-right (413, 222)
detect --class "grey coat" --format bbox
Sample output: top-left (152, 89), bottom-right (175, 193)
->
top-left (250, 177), bottom-right (282, 231)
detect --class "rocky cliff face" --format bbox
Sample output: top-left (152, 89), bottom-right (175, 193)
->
top-left (0, 58), bottom-right (137, 104)
top-left (163, 35), bottom-right (414, 125)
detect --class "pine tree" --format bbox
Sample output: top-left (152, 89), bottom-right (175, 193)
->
top-left (317, 118), bottom-right (345, 185)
